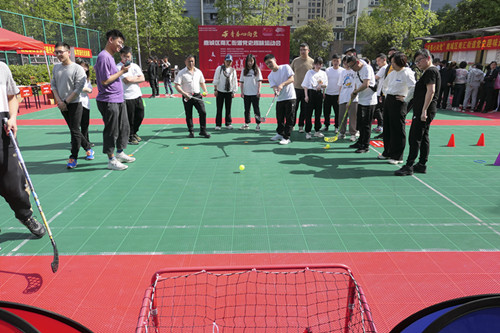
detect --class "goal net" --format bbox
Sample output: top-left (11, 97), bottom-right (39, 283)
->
top-left (136, 264), bottom-right (377, 333)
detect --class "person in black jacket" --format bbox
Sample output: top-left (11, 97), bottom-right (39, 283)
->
top-left (161, 56), bottom-right (174, 97)
top-left (147, 56), bottom-right (159, 98)
top-left (436, 61), bottom-right (456, 109)
top-left (476, 61), bottom-right (498, 112)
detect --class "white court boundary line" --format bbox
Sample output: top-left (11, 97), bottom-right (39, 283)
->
top-left (7, 113), bottom-right (184, 255)
top-left (369, 146), bottom-right (500, 236)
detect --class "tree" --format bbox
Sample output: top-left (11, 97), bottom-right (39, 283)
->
top-left (83, 0), bottom-right (198, 63)
top-left (345, 0), bottom-right (437, 59)
top-left (432, 0), bottom-right (500, 35)
top-left (214, 0), bottom-right (290, 26)
top-left (290, 18), bottom-right (335, 60)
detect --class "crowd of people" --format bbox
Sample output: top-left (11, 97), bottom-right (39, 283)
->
top-left (1, 27), bottom-right (498, 238)
top-left (436, 59), bottom-right (499, 113)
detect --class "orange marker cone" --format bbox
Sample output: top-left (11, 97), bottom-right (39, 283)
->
top-left (447, 134), bottom-right (455, 147)
top-left (494, 153), bottom-right (500, 166)
top-left (476, 133), bottom-right (485, 146)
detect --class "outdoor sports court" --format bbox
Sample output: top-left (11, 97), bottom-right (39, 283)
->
top-left (1, 83), bottom-right (500, 332)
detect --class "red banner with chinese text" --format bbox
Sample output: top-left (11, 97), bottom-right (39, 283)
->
top-left (425, 35), bottom-right (500, 53)
top-left (16, 44), bottom-right (92, 58)
top-left (198, 25), bottom-right (290, 81)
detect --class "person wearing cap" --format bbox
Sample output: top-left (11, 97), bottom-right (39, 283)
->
top-left (213, 54), bottom-right (238, 130)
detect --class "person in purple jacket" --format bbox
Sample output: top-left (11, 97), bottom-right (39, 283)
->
top-left (94, 29), bottom-right (136, 171)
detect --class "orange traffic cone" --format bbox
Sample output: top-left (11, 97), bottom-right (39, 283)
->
top-left (476, 133), bottom-right (485, 146)
top-left (447, 134), bottom-right (455, 147)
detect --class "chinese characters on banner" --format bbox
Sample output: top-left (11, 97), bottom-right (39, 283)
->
top-left (16, 44), bottom-right (93, 58)
top-left (198, 26), bottom-right (290, 81)
top-left (425, 35), bottom-right (500, 53)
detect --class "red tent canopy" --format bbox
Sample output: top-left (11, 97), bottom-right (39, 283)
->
top-left (0, 27), bottom-right (45, 51)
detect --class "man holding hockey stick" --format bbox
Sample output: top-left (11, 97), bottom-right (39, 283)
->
top-left (0, 61), bottom-right (45, 239)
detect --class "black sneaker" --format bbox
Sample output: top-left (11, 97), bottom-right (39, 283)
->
top-left (188, 132), bottom-right (195, 138)
top-left (413, 163), bottom-right (427, 174)
top-left (355, 147), bottom-right (369, 153)
top-left (394, 165), bottom-right (414, 176)
top-left (349, 142), bottom-right (361, 149)
top-left (20, 216), bottom-right (46, 238)
top-left (199, 132), bottom-right (211, 138)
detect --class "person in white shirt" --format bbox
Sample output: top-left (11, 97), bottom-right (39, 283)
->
top-left (174, 54), bottom-right (210, 138)
top-left (373, 53), bottom-right (388, 134)
top-left (337, 57), bottom-right (358, 140)
top-left (323, 54), bottom-right (344, 133)
top-left (346, 55), bottom-right (377, 153)
top-left (239, 54), bottom-right (263, 131)
top-left (76, 59), bottom-right (93, 146)
top-left (380, 52), bottom-right (416, 164)
top-left (264, 54), bottom-right (296, 145)
top-left (302, 57), bottom-right (328, 139)
top-left (213, 54), bottom-right (238, 130)
top-left (117, 46), bottom-right (145, 145)
top-left (463, 63), bottom-right (484, 110)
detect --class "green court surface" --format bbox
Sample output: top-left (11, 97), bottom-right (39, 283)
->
top-left (2, 84), bottom-right (500, 257)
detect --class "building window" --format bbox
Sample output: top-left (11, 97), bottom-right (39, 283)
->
top-left (337, 7), bottom-right (343, 12)
top-left (287, 16), bottom-right (293, 21)
top-left (336, 16), bottom-right (342, 21)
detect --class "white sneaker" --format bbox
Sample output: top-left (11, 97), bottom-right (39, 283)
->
top-left (305, 132), bottom-right (312, 140)
top-left (214, 126), bottom-right (222, 130)
top-left (388, 159), bottom-right (404, 165)
top-left (108, 158), bottom-right (128, 170)
top-left (377, 154), bottom-right (389, 160)
top-left (116, 151), bottom-right (136, 163)
top-left (334, 127), bottom-right (339, 134)
top-left (279, 138), bottom-right (291, 145)
top-left (298, 126), bottom-right (304, 133)
top-left (314, 131), bottom-right (324, 138)
top-left (270, 134), bottom-right (283, 141)
top-left (349, 136), bottom-right (357, 142)
top-left (240, 124), bottom-right (249, 130)
top-left (226, 125), bottom-right (233, 130)
top-left (320, 125), bottom-right (329, 131)
top-left (255, 124), bottom-right (261, 132)
top-left (355, 131), bottom-right (360, 138)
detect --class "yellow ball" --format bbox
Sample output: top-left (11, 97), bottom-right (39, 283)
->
top-left (202, 92), bottom-right (207, 96)
top-left (239, 165), bottom-right (245, 171)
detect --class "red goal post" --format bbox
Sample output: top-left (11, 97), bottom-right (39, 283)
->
top-left (136, 264), bottom-right (377, 333)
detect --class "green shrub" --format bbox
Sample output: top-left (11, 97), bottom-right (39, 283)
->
top-left (10, 63), bottom-right (97, 86)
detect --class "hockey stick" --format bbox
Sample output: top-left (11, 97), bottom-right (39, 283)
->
top-left (184, 95), bottom-right (211, 104)
top-left (260, 95), bottom-right (277, 123)
top-left (2, 118), bottom-right (59, 273)
top-left (324, 98), bottom-right (353, 143)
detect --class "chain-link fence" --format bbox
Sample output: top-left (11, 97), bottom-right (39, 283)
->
top-left (0, 9), bottom-right (101, 66)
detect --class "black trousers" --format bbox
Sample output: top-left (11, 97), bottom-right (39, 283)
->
top-left (276, 99), bottom-right (296, 140)
top-left (81, 107), bottom-right (90, 143)
top-left (295, 88), bottom-right (307, 127)
top-left (437, 84), bottom-right (451, 109)
top-left (243, 95), bottom-right (261, 124)
top-left (452, 84), bottom-right (466, 107)
top-left (305, 90), bottom-right (323, 133)
top-left (216, 91), bottom-right (233, 127)
top-left (323, 94), bottom-right (339, 128)
top-left (149, 79), bottom-right (159, 96)
top-left (383, 95), bottom-right (408, 160)
top-left (0, 114), bottom-right (32, 221)
top-left (406, 112), bottom-right (435, 166)
top-left (125, 97), bottom-right (145, 136)
top-left (60, 102), bottom-right (91, 159)
top-left (356, 104), bottom-right (376, 149)
top-left (183, 93), bottom-right (207, 133)
top-left (96, 101), bottom-right (130, 155)
top-left (373, 95), bottom-right (384, 127)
